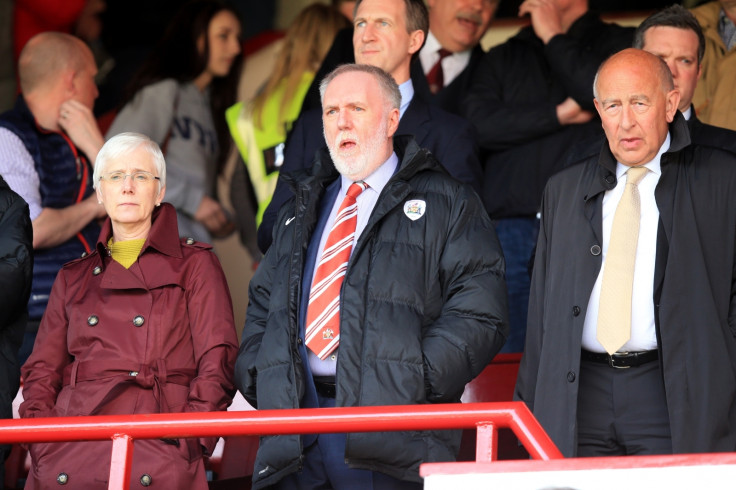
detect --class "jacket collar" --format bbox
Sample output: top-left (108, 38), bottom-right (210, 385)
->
top-left (282, 134), bottom-right (437, 194)
top-left (391, 134), bottom-right (440, 179)
top-left (12, 95), bottom-right (33, 120)
top-left (96, 203), bottom-right (183, 262)
top-left (12, 94), bottom-right (58, 136)
top-left (588, 111), bottom-right (691, 200)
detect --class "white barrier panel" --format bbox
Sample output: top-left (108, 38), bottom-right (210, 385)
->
top-left (422, 453), bottom-right (736, 490)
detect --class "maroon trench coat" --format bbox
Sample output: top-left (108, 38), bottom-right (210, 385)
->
top-left (20, 203), bottom-right (239, 489)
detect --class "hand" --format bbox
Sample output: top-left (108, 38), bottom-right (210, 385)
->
top-left (556, 97), bottom-right (594, 125)
top-left (58, 100), bottom-right (105, 164)
top-left (518, 0), bottom-right (564, 44)
top-left (85, 193), bottom-right (108, 220)
top-left (194, 196), bottom-right (234, 238)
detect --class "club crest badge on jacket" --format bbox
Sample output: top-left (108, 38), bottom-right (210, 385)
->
top-left (403, 200), bottom-right (426, 221)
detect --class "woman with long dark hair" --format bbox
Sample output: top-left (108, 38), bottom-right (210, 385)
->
top-left (107, 0), bottom-right (242, 243)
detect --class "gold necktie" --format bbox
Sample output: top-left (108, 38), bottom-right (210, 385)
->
top-left (597, 166), bottom-right (649, 354)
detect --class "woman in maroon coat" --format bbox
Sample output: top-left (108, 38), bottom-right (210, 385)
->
top-left (20, 132), bottom-right (239, 489)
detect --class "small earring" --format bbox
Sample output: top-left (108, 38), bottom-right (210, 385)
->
top-left (155, 202), bottom-right (161, 207)
top-left (98, 201), bottom-right (102, 204)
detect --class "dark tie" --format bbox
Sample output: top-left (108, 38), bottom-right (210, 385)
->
top-left (305, 182), bottom-right (368, 360)
top-left (426, 48), bottom-right (452, 95)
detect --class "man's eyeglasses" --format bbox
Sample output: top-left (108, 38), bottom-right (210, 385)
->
top-left (100, 171), bottom-right (161, 184)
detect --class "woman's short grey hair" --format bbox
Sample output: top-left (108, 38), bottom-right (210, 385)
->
top-left (319, 63), bottom-right (401, 112)
top-left (94, 132), bottom-right (166, 189)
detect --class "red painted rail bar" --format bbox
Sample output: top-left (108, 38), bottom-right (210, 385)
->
top-left (0, 401), bottom-right (562, 489)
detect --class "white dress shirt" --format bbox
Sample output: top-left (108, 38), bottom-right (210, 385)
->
top-left (309, 152), bottom-right (399, 376)
top-left (582, 133), bottom-right (671, 353)
top-left (419, 31), bottom-right (471, 88)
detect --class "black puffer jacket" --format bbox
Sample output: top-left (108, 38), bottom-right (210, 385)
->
top-left (235, 136), bottom-right (508, 488)
top-left (0, 176), bottom-right (33, 467)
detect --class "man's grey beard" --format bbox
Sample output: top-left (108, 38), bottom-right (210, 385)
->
top-left (327, 117), bottom-right (389, 180)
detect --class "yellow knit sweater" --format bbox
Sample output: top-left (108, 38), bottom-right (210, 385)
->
top-left (107, 238), bottom-right (145, 269)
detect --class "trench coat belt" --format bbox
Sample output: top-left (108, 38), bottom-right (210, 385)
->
top-left (62, 359), bottom-right (196, 413)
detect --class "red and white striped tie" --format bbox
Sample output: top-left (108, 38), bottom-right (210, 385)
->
top-left (305, 181), bottom-right (368, 359)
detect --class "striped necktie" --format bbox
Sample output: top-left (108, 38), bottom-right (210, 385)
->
top-left (305, 181), bottom-right (368, 360)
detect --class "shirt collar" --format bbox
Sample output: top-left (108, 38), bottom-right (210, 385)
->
top-left (419, 31), bottom-right (471, 73)
top-left (399, 79), bottom-right (414, 118)
top-left (340, 151), bottom-right (398, 196)
top-left (682, 107), bottom-right (693, 121)
top-left (615, 132), bottom-right (670, 179)
top-left (422, 31), bottom-right (442, 56)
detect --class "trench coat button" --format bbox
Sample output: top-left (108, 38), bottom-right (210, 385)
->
top-left (140, 474), bottom-right (152, 486)
top-left (133, 315), bottom-right (145, 327)
top-left (56, 472), bottom-right (68, 485)
top-left (567, 371), bottom-right (576, 383)
top-left (87, 315), bottom-right (99, 326)
top-left (92, 266), bottom-right (102, 275)
top-left (572, 306), bottom-right (581, 317)
top-left (605, 175), bottom-right (616, 185)
top-left (186, 237), bottom-right (195, 245)
top-left (590, 245), bottom-right (601, 256)
top-left (297, 338), bottom-right (303, 345)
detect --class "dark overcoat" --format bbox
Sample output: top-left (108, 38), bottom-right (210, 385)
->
top-left (515, 113), bottom-right (736, 457)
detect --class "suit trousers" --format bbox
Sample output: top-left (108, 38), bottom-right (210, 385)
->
top-left (272, 393), bottom-right (423, 490)
top-left (576, 357), bottom-right (672, 456)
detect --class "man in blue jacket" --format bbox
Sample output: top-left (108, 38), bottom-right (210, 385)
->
top-left (0, 32), bottom-right (106, 363)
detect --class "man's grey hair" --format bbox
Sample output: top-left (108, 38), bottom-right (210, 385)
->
top-left (94, 132), bottom-right (167, 189)
top-left (633, 4), bottom-right (705, 65)
top-left (319, 63), bottom-right (401, 112)
top-left (593, 51), bottom-right (675, 100)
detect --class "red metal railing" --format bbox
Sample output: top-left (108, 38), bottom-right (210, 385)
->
top-left (0, 401), bottom-right (562, 489)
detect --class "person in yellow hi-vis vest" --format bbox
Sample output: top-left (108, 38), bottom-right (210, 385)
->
top-left (227, 4), bottom-right (349, 237)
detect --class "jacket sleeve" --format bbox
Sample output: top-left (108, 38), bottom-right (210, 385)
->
top-left (183, 251), bottom-right (239, 454)
top-left (513, 183), bottom-right (554, 412)
top-left (20, 272), bottom-right (72, 419)
top-left (462, 45), bottom-right (562, 152)
top-left (428, 116), bottom-right (483, 196)
top-left (235, 222), bottom-right (282, 408)
top-left (0, 180), bottom-right (33, 330)
top-left (731, 222), bottom-right (736, 336)
top-left (422, 187), bottom-right (509, 402)
top-left (544, 25), bottom-right (634, 111)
